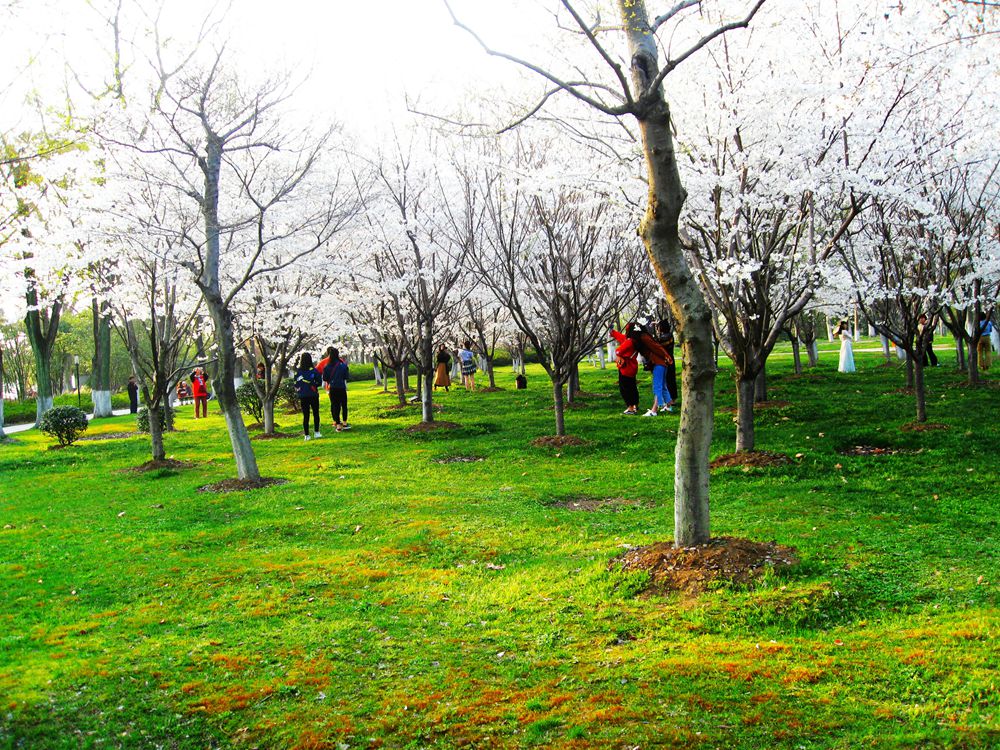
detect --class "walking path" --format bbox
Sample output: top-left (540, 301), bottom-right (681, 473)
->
top-left (2, 408), bottom-right (133, 436)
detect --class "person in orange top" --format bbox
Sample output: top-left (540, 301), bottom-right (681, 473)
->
top-left (610, 324), bottom-right (640, 415)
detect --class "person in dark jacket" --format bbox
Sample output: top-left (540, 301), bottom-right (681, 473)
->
top-left (321, 348), bottom-right (351, 432)
top-left (434, 344), bottom-right (452, 391)
top-left (629, 323), bottom-right (673, 417)
top-left (127, 375), bottom-right (139, 414)
top-left (294, 352), bottom-right (322, 440)
top-left (657, 319), bottom-right (679, 405)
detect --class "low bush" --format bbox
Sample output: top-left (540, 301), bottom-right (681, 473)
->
top-left (236, 382), bottom-right (264, 422)
top-left (38, 406), bottom-right (89, 446)
top-left (136, 405), bottom-right (175, 434)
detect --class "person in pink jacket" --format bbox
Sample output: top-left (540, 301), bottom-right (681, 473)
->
top-left (611, 324), bottom-right (641, 415)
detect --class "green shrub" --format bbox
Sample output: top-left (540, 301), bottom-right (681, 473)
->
top-left (277, 379), bottom-right (300, 413)
top-left (236, 382), bottom-right (264, 422)
top-left (136, 405), bottom-right (175, 434)
top-left (38, 406), bottom-right (89, 446)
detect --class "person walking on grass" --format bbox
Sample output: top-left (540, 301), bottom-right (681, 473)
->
top-left (610, 324), bottom-right (641, 415)
top-left (835, 321), bottom-right (855, 373)
top-left (434, 344), bottom-right (452, 391)
top-left (191, 367), bottom-right (209, 418)
top-left (918, 314), bottom-right (938, 367)
top-left (978, 315), bottom-right (993, 371)
top-left (294, 352), bottom-right (322, 441)
top-left (458, 341), bottom-right (477, 391)
top-left (629, 323), bottom-right (673, 417)
top-left (322, 348), bottom-right (351, 432)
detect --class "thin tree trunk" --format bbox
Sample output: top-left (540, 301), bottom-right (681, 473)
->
top-left (394, 366), bottom-right (406, 406)
top-left (619, 0), bottom-right (715, 546)
top-left (914, 358), bottom-right (927, 423)
top-left (421, 328), bottom-right (435, 424)
top-left (754, 367), bottom-right (767, 403)
top-left (263, 398), bottom-right (276, 435)
top-left (905, 356), bottom-right (914, 389)
top-left (736, 377), bottom-right (755, 453)
top-left (807, 339), bottom-right (819, 367)
top-left (0, 349), bottom-right (6, 440)
top-left (955, 335), bottom-right (966, 372)
top-left (881, 335), bottom-right (892, 362)
top-left (967, 337), bottom-right (980, 385)
top-left (552, 378), bottom-right (566, 437)
top-left (148, 402), bottom-right (166, 462)
top-left (486, 357), bottom-right (496, 389)
top-left (791, 336), bottom-right (802, 375)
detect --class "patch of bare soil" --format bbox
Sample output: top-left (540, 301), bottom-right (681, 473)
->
top-left (552, 495), bottom-right (646, 511)
top-left (710, 450), bottom-right (791, 469)
top-left (530, 435), bottom-right (588, 448)
top-left (547, 401), bottom-right (588, 410)
top-left (387, 402), bottom-right (443, 411)
top-left (78, 431), bottom-right (139, 441)
top-left (838, 445), bottom-right (900, 456)
top-left (252, 431), bottom-right (298, 441)
top-left (891, 388), bottom-right (916, 396)
top-left (404, 421), bottom-right (461, 433)
top-left (900, 421), bottom-right (949, 433)
top-left (121, 458), bottom-right (196, 474)
top-left (480, 386), bottom-right (505, 393)
top-left (611, 536), bottom-right (798, 595)
top-left (573, 391), bottom-right (610, 399)
top-left (719, 400), bottom-right (792, 414)
top-left (433, 455), bottom-right (484, 464)
top-left (197, 477), bottom-right (288, 493)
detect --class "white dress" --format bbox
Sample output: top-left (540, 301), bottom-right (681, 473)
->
top-left (838, 330), bottom-right (856, 373)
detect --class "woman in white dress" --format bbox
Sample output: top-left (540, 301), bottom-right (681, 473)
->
top-left (835, 321), bottom-right (856, 373)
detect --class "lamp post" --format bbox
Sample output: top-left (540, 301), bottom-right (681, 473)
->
top-left (74, 355), bottom-right (81, 408)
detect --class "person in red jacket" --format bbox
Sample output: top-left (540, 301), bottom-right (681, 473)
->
top-left (190, 367), bottom-right (209, 419)
top-left (629, 323), bottom-right (674, 416)
top-left (610, 324), bottom-right (641, 415)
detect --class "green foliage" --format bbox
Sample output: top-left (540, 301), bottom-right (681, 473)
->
top-left (277, 378), bottom-right (299, 412)
top-left (37, 405), bottom-right (88, 446)
top-left (235, 381), bottom-right (263, 422)
top-left (136, 405), bottom-right (175, 433)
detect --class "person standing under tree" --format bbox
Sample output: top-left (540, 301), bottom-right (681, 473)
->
top-left (191, 367), bottom-right (209, 418)
top-left (656, 319), bottom-right (679, 406)
top-left (458, 341), bottom-right (477, 391)
top-left (322, 348), bottom-right (351, 432)
top-left (918, 314), bottom-right (938, 367)
top-left (978, 315), bottom-right (993, 371)
top-left (610, 324), bottom-right (640, 415)
top-left (127, 375), bottom-right (139, 414)
top-left (434, 344), bottom-right (452, 392)
top-left (835, 321), bottom-right (855, 373)
top-left (629, 323), bottom-right (673, 416)
top-left (294, 353), bottom-right (322, 440)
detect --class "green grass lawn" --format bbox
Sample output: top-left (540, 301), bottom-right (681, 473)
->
top-left (1, 342), bottom-right (998, 749)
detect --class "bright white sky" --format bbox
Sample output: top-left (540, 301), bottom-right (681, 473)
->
top-left (0, 0), bottom-right (550, 137)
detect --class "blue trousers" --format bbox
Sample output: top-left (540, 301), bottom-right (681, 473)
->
top-left (652, 364), bottom-right (672, 408)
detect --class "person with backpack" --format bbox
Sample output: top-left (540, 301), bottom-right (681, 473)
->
top-left (321, 348), bottom-right (351, 432)
top-left (294, 352), bottom-right (322, 440)
top-left (457, 341), bottom-right (477, 391)
top-left (610, 324), bottom-right (641, 415)
top-left (656, 319), bottom-right (679, 406)
top-left (629, 322), bottom-right (674, 416)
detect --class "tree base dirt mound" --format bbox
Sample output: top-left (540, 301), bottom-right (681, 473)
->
top-left (531, 435), bottom-right (588, 448)
top-left (197, 477), bottom-right (288, 493)
top-left (612, 536), bottom-right (798, 595)
top-left (551, 495), bottom-right (646, 511)
top-left (900, 421), bottom-right (949, 433)
top-left (404, 421), bottom-right (460, 433)
top-left (252, 431), bottom-right (299, 441)
top-left (432, 455), bottom-right (484, 464)
top-left (480, 386), bottom-right (505, 393)
top-left (719, 400), bottom-right (791, 414)
top-left (121, 458), bottom-right (196, 473)
top-left (78, 431), bottom-right (139, 441)
top-left (710, 450), bottom-right (791, 469)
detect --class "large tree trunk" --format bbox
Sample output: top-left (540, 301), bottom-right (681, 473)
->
top-left (620, 0), bottom-right (715, 547)
top-left (552, 378), bottom-right (566, 437)
top-left (881, 335), bottom-right (892, 362)
top-left (913, 358), bottom-right (927, 423)
top-left (25, 302), bottom-right (59, 425)
top-left (955, 335), bottom-right (966, 372)
top-left (754, 367), bottom-right (767, 403)
top-left (807, 339), bottom-right (819, 367)
top-left (905, 356), bottom-right (915, 389)
top-left (91, 298), bottom-right (113, 417)
top-left (263, 398), bottom-right (276, 435)
top-left (486, 357), bottom-right (496, 388)
top-left (394, 365), bottom-right (406, 406)
top-left (0, 349), bottom-right (6, 440)
top-left (967, 337), bottom-right (980, 385)
top-left (736, 376), bottom-right (756, 453)
top-left (421, 327), bottom-right (435, 424)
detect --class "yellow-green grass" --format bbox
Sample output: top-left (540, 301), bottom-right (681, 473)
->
top-left (1, 344), bottom-right (998, 748)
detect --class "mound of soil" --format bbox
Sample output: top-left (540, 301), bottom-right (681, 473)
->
top-left (710, 450), bottom-right (791, 469)
top-left (838, 445), bottom-right (899, 456)
top-left (531, 435), bottom-right (588, 448)
top-left (122, 458), bottom-right (196, 473)
top-left (404, 421), bottom-right (461, 433)
top-left (719, 400), bottom-right (791, 414)
top-left (78, 431), bottom-right (139, 441)
top-left (197, 477), bottom-right (288, 493)
top-left (900, 422), bottom-right (949, 433)
top-left (552, 495), bottom-right (645, 511)
top-left (252, 431), bottom-right (298, 441)
top-left (612, 536), bottom-right (798, 595)
top-left (480, 387), bottom-right (505, 393)
top-left (433, 455), bottom-right (484, 464)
